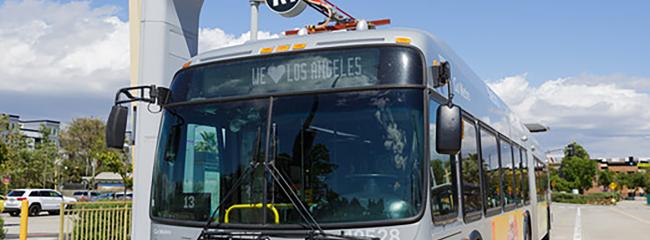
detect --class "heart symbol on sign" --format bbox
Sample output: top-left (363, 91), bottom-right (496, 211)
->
top-left (267, 65), bottom-right (286, 84)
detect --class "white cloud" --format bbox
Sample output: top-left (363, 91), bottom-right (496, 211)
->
top-left (0, 0), bottom-right (277, 96)
top-left (488, 74), bottom-right (650, 157)
top-left (198, 28), bottom-right (278, 53)
top-left (0, 0), bottom-right (128, 94)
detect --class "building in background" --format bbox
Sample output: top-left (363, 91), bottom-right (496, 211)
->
top-left (1, 113), bottom-right (60, 148)
top-left (592, 156), bottom-right (642, 173)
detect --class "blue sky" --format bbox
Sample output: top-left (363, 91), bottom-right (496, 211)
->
top-left (99, 0), bottom-right (650, 85)
top-left (0, 0), bottom-right (649, 157)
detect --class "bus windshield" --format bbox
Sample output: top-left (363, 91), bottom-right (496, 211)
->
top-left (151, 89), bottom-right (424, 225)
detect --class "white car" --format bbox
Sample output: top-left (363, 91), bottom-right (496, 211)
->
top-left (3, 189), bottom-right (77, 217)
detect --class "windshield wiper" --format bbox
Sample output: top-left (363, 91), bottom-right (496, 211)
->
top-left (266, 123), bottom-right (378, 240)
top-left (199, 122), bottom-right (377, 240)
top-left (198, 127), bottom-right (264, 240)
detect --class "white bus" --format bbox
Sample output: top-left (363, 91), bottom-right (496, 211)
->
top-left (108, 26), bottom-right (550, 240)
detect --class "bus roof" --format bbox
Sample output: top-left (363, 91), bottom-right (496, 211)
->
top-left (189, 28), bottom-right (433, 66)
top-left (189, 28), bottom-right (545, 159)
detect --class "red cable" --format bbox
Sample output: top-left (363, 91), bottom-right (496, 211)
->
top-left (321, 0), bottom-right (355, 20)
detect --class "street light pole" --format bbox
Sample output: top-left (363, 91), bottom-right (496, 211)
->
top-left (250, 0), bottom-right (264, 41)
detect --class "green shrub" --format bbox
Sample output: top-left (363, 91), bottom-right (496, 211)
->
top-left (552, 192), bottom-right (620, 205)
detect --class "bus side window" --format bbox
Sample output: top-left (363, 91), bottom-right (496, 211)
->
top-left (521, 149), bottom-right (530, 205)
top-left (459, 119), bottom-right (482, 222)
top-left (499, 139), bottom-right (516, 209)
top-left (534, 159), bottom-right (547, 202)
top-left (429, 100), bottom-right (459, 224)
top-left (538, 160), bottom-right (549, 202)
top-left (480, 128), bottom-right (501, 215)
top-left (513, 146), bottom-right (522, 206)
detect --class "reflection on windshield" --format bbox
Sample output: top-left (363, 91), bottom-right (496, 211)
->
top-left (151, 90), bottom-right (424, 225)
top-left (151, 99), bottom-right (269, 223)
top-left (270, 90), bottom-right (423, 223)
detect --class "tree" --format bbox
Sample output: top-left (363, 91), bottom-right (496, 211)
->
top-left (0, 117), bottom-right (59, 190)
top-left (565, 142), bottom-right (589, 159)
top-left (98, 150), bottom-right (132, 193)
top-left (0, 114), bottom-right (32, 190)
top-left (622, 172), bottom-right (647, 196)
top-left (559, 142), bottom-right (596, 193)
top-left (195, 131), bottom-right (217, 153)
top-left (550, 167), bottom-right (571, 192)
top-left (641, 172), bottom-right (650, 195)
top-left (59, 118), bottom-right (107, 183)
top-left (598, 170), bottom-right (614, 191)
top-left (27, 126), bottom-right (58, 188)
top-left (0, 115), bottom-right (9, 165)
top-left (0, 141), bottom-right (7, 166)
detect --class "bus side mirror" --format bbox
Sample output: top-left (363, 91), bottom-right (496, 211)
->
top-left (106, 105), bottom-right (129, 149)
top-left (436, 104), bottom-right (462, 155)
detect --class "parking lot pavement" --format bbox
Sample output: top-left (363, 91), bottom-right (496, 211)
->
top-left (551, 199), bottom-right (650, 240)
top-left (2, 212), bottom-right (60, 239)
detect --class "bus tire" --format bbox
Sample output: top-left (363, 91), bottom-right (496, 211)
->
top-left (468, 230), bottom-right (482, 240)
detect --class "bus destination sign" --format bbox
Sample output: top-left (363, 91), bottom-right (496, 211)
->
top-left (251, 56), bottom-right (364, 86)
top-left (171, 47), bottom-right (424, 102)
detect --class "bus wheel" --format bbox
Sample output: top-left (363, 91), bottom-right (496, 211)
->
top-left (468, 230), bottom-right (482, 240)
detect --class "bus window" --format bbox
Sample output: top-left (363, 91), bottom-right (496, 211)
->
top-left (535, 158), bottom-right (548, 202)
top-left (534, 159), bottom-right (547, 202)
top-left (480, 128), bottom-right (501, 214)
top-left (521, 149), bottom-right (530, 205)
top-left (459, 119), bottom-right (482, 222)
top-left (513, 146), bottom-right (522, 206)
top-left (500, 139), bottom-right (516, 208)
top-left (541, 162), bottom-right (549, 202)
top-left (429, 99), bottom-right (458, 224)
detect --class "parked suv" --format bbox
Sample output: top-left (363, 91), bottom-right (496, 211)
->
top-left (72, 190), bottom-right (100, 201)
top-left (3, 189), bottom-right (77, 217)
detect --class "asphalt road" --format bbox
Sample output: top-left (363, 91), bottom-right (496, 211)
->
top-left (1, 211), bottom-right (60, 239)
top-left (551, 199), bottom-right (650, 240)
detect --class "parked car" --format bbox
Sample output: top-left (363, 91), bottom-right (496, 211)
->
top-left (3, 189), bottom-right (76, 217)
top-left (91, 191), bottom-right (132, 201)
top-left (115, 191), bottom-right (133, 200)
top-left (91, 192), bottom-right (110, 201)
top-left (72, 190), bottom-right (100, 202)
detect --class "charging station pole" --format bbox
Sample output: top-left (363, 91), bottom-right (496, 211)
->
top-left (129, 0), bottom-right (204, 238)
